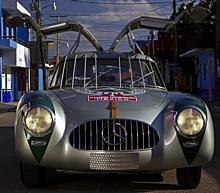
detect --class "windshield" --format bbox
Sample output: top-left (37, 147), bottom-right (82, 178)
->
top-left (50, 54), bottom-right (166, 89)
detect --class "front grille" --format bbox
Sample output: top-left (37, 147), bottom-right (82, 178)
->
top-left (69, 119), bottom-right (159, 151)
top-left (90, 153), bottom-right (139, 171)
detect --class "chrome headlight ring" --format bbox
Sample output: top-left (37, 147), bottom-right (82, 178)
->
top-left (23, 105), bottom-right (55, 137)
top-left (174, 106), bottom-right (206, 138)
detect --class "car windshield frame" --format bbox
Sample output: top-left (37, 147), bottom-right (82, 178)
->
top-left (49, 53), bottom-right (166, 90)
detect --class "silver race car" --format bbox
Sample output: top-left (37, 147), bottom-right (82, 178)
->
top-left (13, 16), bottom-right (214, 188)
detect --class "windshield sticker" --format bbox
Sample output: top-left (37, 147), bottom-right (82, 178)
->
top-left (88, 93), bottom-right (137, 102)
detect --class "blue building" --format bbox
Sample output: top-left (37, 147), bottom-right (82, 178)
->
top-left (180, 48), bottom-right (215, 101)
top-left (0, 0), bottom-right (30, 102)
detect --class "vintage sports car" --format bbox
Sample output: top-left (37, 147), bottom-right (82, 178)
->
top-left (12, 16), bottom-right (214, 188)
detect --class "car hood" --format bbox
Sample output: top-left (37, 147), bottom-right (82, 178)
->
top-left (50, 88), bottom-right (168, 110)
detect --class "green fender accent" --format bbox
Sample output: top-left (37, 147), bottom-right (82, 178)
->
top-left (27, 134), bottom-right (52, 163)
top-left (174, 97), bottom-right (207, 164)
top-left (30, 94), bottom-right (55, 113)
top-left (26, 94), bottom-right (55, 163)
top-left (174, 97), bottom-right (207, 116)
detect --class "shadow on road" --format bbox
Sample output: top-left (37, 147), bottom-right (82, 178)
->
top-left (1, 121), bottom-right (219, 193)
top-left (42, 173), bottom-right (183, 193)
top-left (1, 126), bottom-right (183, 193)
top-left (203, 111), bottom-right (220, 187)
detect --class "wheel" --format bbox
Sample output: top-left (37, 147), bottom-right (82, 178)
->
top-left (145, 173), bottom-right (163, 182)
top-left (20, 162), bottom-right (47, 188)
top-left (150, 173), bottom-right (163, 182)
top-left (176, 166), bottom-right (201, 189)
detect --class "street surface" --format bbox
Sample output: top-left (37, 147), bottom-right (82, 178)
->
top-left (0, 109), bottom-right (219, 193)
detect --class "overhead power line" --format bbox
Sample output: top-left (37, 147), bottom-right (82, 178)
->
top-left (45, 2), bottom-right (172, 21)
top-left (46, 12), bottom-right (171, 17)
top-left (71, 0), bottom-right (172, 5)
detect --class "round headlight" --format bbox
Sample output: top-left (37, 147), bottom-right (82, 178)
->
top-left (176, 108), bottom-right (204, 136)
top-left (25, 107), bottom-right (53, 135)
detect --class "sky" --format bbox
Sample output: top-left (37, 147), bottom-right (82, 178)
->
top-left (19, 0), bottom-right (184, 57)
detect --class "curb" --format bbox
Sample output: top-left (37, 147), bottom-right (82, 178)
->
top-left (0, 107), bottom-right (16, 114)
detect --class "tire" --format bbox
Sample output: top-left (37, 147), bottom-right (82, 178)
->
top-left (176, 166), bottom-right (201, 189)
top-left (20, 162), bottom-right (47, 188)
top-left (147, 173), bottom-right (163, 182)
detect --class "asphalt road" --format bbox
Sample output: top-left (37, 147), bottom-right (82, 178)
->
top-left (0, 111), bottom-right (219, 193)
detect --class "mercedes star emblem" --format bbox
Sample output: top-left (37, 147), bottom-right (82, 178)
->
top-left (102, 122), bottom-right (127, 145)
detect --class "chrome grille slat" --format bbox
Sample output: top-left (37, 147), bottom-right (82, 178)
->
top-left (148, 125), bottom-right (150, 148)
top-left (90, 121), bottom-right (92, 150)
top-left (119, 120), bottom-right (122, 151)
top-left (142, 122), bottom-right (144, 150)
top-left (79, 125), bottom-right (81, 149)
top-left (96, 120), bottom-right (98, 149)
top-left (71, 119), bottom-right (159, 151)
top-left (153, 127), bottom-right (156, 147)
top-left (125, 120), bottom-right (127, 151)
top-left (84, 123), bottom-right (86, 149)
top-left (101, 120), bottom-right (104, 150)
top-left (107, 119), bottom-right (110, 151)
top-left (113, 121), bottom-right (116, 151)
top-left (136, 121), bottom-right (138, 150)
top-left (131, 120), bottom-right (133, 150)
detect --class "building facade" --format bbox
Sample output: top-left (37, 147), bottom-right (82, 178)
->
top-left (0, 0), bottom-right (30, 102)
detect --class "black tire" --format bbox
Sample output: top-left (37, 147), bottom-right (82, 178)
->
top-left (20, 162), bottom-right (47, 188)
top-left (147, 173), bottom-right (163, 182)
top-left (176, 166), bottom-right (201, 189)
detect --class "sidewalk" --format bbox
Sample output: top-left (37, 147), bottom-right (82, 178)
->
top-left (0, 102), bottom-right (17, 114)
top-left (205, 100), bottom-right (220, 114)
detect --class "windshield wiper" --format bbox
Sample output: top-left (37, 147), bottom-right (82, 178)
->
top-left (132, 71), bottom-right (154, 85)
top-left (85, 68), bottom-right (113, 87)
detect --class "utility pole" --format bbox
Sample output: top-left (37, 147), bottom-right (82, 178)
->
top-left (147, 35), bottom-right (150, 57)
top-left (173, 0), bottom-right (177, 63)
top-left (50, 14), bottom-right (67, 65)
top-left (34, 0), bottom-right (47, 90)
top-left (216, 0), bottom-right (220, 104)
top-left (150, 30), bottom-right (155, 58)
top-left (34, 0), bottom-right (40, 90)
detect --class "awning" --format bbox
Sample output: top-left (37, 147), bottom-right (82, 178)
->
top-left (179, 48), bottom-right (213, 58)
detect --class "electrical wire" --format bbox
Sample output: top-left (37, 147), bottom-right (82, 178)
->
top-left (71, 0), bottom-right (172, 5)
top-left (57, 1), bottom-right (171, 15)
top-left (44, 2), bottom-right (172, 24)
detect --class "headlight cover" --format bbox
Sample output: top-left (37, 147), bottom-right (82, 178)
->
top-left (176, 107), bottom-right (205, 137)
top-left (25, 107), bottom-right (53, 135)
